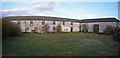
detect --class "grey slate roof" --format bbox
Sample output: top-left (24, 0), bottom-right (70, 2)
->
top-left (4, 16), bottom-right (120, 23)
top-left (80, 18), bottom-right (120, 23)
top-left (4, 16), bottom-right (79, 22)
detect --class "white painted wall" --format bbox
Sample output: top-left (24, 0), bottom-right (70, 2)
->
top-left (87, 23), bottom-right (99, 32)
top-left (73, 23), bottom-right (80, 32)
top-left (61, 26), bottom-right (71, 32)
top-left (20, 21), bottom-right (25, 32)
top-left (11, 20), bottom-right (118, 33)
top-left (61, 22), bottom-right (71, 32)
top-left (33, 20), bottom-right (42, 33)
top-left (45, 21), bottom-right (62, 32)
top-left (99, 22), bottom-right (117, 33)
top-left (86, 22), bottom-right (117, 33)
top-left (11, 21), bottom-right (17, 24)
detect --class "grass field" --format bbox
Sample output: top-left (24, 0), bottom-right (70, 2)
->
top-left (3, 32), bottom-right (119, 56)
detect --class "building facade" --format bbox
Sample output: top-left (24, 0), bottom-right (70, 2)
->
top-left (4, 16), bottom-right (120, 33)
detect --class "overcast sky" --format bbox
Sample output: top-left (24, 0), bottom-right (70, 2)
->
top-left (0, 1), bottom-right (119, 19)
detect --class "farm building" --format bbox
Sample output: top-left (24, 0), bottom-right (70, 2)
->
top-left (4, 16), bottom-right (120, 33)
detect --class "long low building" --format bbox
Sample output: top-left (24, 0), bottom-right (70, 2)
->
top-left (4, 16), bottom-right (120, 33)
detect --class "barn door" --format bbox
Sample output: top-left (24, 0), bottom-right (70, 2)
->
top-left (93, 24), bottom-right (99, 33)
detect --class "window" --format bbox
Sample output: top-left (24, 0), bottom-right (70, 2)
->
top-left (42, 20), bottom-right (45, 25)
top-left (53, 27), bottom-right (56, 30)
top-left (71, 22), bottom-right (73, 25)
top-left (34, 27), bottom-right (37, 30)
top-left (26, 27), bottom-right (29, 30)
top-left (63, 21), bottom-right (65, 25)
top-left (30, 21), bottom-right (33, 24)
top-left (53, 21), bottom-right (56, 25)
top-left (79, 25), bottom-right (81, 32)
top-left (18, 21), bottom-right (20, 24)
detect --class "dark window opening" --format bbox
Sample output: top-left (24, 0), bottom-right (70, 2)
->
top-left (30, 21), bottom-right (33, 24)
top-left (26, 27), bottom-right (29, 30)
top-left (18, 21), bottom-right (20, 24)
top-left (42, 20), bottom-right (45, 25)
top-left (53, 21), bottom-right (56, 25)
top-left (63, 21), bottom-right (65, 25)
top-left (53, 27), bottom-right (56, 30)
top-left (79, 25), bottom-right (81, 32)
top-left (71, 22), bottom-right (73, 25)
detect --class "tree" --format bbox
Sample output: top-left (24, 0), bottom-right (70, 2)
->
top-left (112, 27), bottom-right (120, 41)
top-left (2, 18), bottom-right (11, 37)
top-left (104, 25), bottom-right (113, 35)
top-left (42, 24), bottom-right (49, 33)
top-left (82, 24), bottom-right (88, 32)
top-left (10, 23), bottom-right (22, 36)
top-left (57, 24), bottom-right (62, 33)
top-left (2, 18), bottom-right (22, 40)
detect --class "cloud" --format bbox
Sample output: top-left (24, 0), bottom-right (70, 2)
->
top-left (80, 8), bottom-right (85, 13)
top-left (79, 8), bottom-right (91, 13)
top-left (79, 14), bottom-right (117, 19)
top-left (1, 8), bottom-right (30, 17)
top-left (33, 2), bottom-right (58, 11)
top-left (78, 14), bottom-right (99, 19)
top-left (0, 2), bottom-right (60, 17)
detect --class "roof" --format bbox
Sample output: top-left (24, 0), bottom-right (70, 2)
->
top-left (80, 18), bottom-right (120, 23)
top-left (4, 16), bottom-right (120, 23)
top-left (4, 16), bottom-right (80, 22)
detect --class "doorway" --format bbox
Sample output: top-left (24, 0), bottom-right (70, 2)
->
top-left (93, 24), bottom-right (99, 33)
top-left (71, 27), bottom-right (73, 32)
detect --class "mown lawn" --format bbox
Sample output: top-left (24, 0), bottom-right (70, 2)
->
top-left (3, 32), bottom-right (119, 56)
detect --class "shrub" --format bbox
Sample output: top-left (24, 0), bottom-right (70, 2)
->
top-left (82, 24), bottom-right (88, 32)
top-left (57, 24), bottom-right (62, 33)
top-left (104, 25), bottom-right (113, 35)
top-left (2, 18), bottom-right (22, 40)
top-left (112, 27), bottom-right (120, 41)
top-left (2, 18), bottom-right (11, 37)
top-left (10, 23), bottom-right (22, 36)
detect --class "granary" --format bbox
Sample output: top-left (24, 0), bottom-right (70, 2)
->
top-left (4, 16), bottom-right (120, 33)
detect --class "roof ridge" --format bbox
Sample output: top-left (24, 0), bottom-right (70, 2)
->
top-left (4, 16), bottom-right (119, 22)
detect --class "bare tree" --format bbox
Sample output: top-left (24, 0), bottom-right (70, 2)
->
top-left (42, 24), bottom-right (49, 33)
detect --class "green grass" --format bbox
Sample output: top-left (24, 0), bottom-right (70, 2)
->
top-left (3, 32), bottom-right (119, 56)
